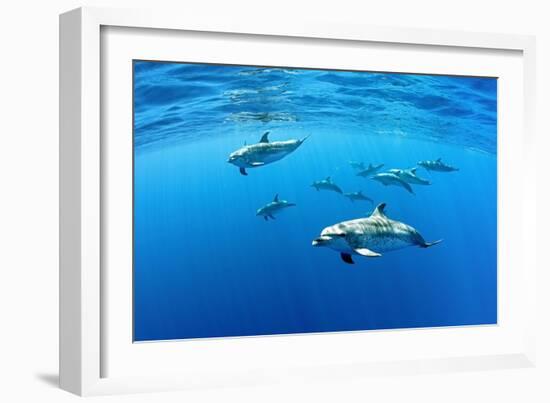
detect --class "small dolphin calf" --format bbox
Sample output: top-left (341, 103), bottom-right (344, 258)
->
top-left (349, 161), bottom-right (366, 171)
top-left (227, 131), bottom-right (309, 176)
top-left (388, 168), bottom-right (431, 185)
top-left (311, 177), bottom-right (343, 194)
top-left (357, 163), bottom-right (384, 177)
top-left (417, 158), bottom-right (459, 172)
top-left (256, 194), bottom-right (296, 221)
top-left (343, 191), bottom-right (374, 204)
top-left (371, 172), bottom-right (415, 194)
top-left (312, 203), bottom-right (442, 264)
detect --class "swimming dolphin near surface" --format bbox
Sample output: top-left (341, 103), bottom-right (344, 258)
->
top-left (343, 191), bottom-right (374, 204)
top-left (311, 203), bottom-right (442, 264)
top-left (371, 172), bottom-right (415, 194)
top-left (356, 163), bottom-right (385, 177)
top-left (388, 168), bottom-right (431, 185)
top-left (227, 131), bottom-right (309, 176)
top-left (349, 161), bottom-right (366, 171)
top-left (256, 194), bottom-right (296, 221)
top-left (311, 177), bottom-right (343, 194)
top-left (417, 158), bottom-right (459, 172)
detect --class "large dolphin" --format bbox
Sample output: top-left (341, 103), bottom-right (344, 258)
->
top-left (349, 161), bottom-right (366, 171)
top-left (256, 194), bottom-right (296, 221)
top-left (357, 163), bottom-right (384, 177)
top-left (388, 168), bottom-right (431, 185)
top-left (228, 131), bottom-right (309, 176)
top-left (343, 191), bottom-right (374, 204)
top-left (417, 158), bottom-right (459, 172)
top-left (311, 177), bottom-right (343, 194)
top-left (311, 203), bottom-right (442, 264)
top-left (371, 172), bottom-right (415, 194)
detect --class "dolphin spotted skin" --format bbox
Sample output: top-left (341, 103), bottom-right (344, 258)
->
top-left (371, 172), bottom-right (415, 194)
top-left (311, 203), bottom-right (442, 264)
top-left (356, 163), bottom-right (384, 177)
top-left (349, 161), bottom-right (366, 171)
top-left (343, 191), bottom-right (374, 204)
top-left (227, 131), bottom-right (309, 176)
top-left (311, 177), bottom-right (343, 194)
top-left (417, 158), bottom-right (459, 172)
top-left (256, 194), bottom-right (296, 221)
top-left (388, 168), bottom-right (431, 185)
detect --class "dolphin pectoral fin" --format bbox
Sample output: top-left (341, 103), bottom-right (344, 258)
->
top-left (268, 214), bottom-right (276, 220)
top-left (354, 248), bottom-right (382, 257)
top-left (421, 239), bottom-right (443, 248)
top-left (340, 253), bottom-right (354, 264)
top-left (264, 216), bottom-right (268, 221)
top-left (239, 167), bottom-right (248, 176)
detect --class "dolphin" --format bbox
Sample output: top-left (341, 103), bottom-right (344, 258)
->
top-left (343, 191), bottom-right (374, 204)
top-left (256, 194), bottom-right (296, 221)
top-left (357, 163), bottom-right (385, 177)
top-left (311, 203), bottom-right (442, 264)
top-left (417, 158), bottom-right (459, 172)
top-left (311, 177), bottom-right (343, 194)
top-left (227, 131), bottom-right (309, 176)
top-left (371, 172), bottom-right (415, 194)
top-left (388, 168), bottom-right (431, 185)
top-left (349, 161), bottom-right (366, 171)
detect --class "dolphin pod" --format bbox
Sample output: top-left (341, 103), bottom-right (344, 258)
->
top-left (312, 203), bottom-right (442, 264)
top-left (256, 194), bottom-right (296, 221)
top-left (227, 131), bottom-right (309, 176)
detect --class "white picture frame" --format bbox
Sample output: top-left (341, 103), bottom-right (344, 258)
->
top-left (59, 6), bottom-right (538, 396)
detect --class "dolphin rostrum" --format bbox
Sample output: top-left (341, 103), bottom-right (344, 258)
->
top-left (343, 191), bottom-right (374, 204)
top-left (357, 163), bottom-right (385, 177)
top-left (228, 131), bottom-right (309, 176)
top-left (349, 161), bottom-right (366, 171)
top-left (371, 172), bottom-right (415, 194)
top-left (256, 194), bottom-right (296, 221)
top-left (417, 158), bottom-right (459, 172)
top-left (311, 203), bottom-right (442, 264)
top-left (311, 177), bottom-right (343, 194)
top-left (388, 168), bottom-right (431, 185)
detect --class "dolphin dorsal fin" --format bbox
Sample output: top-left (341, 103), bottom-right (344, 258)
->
top-left (325, 176), bottom-right (331, 182)
top-left (371, 203), bottom-right (387, 217)
top-left (273, 193), bottom-right (279, 202)
top-left (436, 157), bottom-right (441, 162)
top-left (259, 131), bottom-right (270, 143)
top-left (244, 140), bottom-right (247, 146)
top-left (410, 167), bottom-right (417, 174)
top-left (368, 163), bottom-right (373, 169)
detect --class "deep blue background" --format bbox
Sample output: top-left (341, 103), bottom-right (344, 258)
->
top-left (133, 61), bottom-right (497, 341)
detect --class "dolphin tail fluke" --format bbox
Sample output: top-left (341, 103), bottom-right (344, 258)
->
top-left (421, 239), bottom-right (443, 248)
top-left (239, 167), bottom-right (248, 176)
top-left (340, 253), bottom-right (354, 264)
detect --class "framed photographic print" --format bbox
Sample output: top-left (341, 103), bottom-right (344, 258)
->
top-left (60, 7), bottom-right (538, 396)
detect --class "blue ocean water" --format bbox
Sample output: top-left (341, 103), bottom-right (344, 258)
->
top-left (133, 61), bottom-right (497, 342)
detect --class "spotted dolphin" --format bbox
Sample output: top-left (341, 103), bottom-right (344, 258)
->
top-left (357, 163), bottom-right (385, 177)
top-left (311, 203), bottom-right (442, 264)
top-left (371, 172), bottom-right (415, 194)
top-left (388, 168), bottom-right (431, 185)
top-left (311, 177), bottom-right (343, 194)
top-left (228, 131), bottom-right (309, 175)
top-left (417, 158), bottom-right (459, 172)
top-left (343, 191), bottom-right (374, 204)
top-left (349, 161), bottom-right (366, 171)
top-left (256, 194), bottom-right (296, 221)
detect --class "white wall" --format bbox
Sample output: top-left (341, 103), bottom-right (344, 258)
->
top-left (0, 0), bottom-right (548, 401)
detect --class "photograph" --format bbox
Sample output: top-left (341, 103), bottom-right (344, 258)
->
top-left (133, 60), bottom-right (497, 342)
